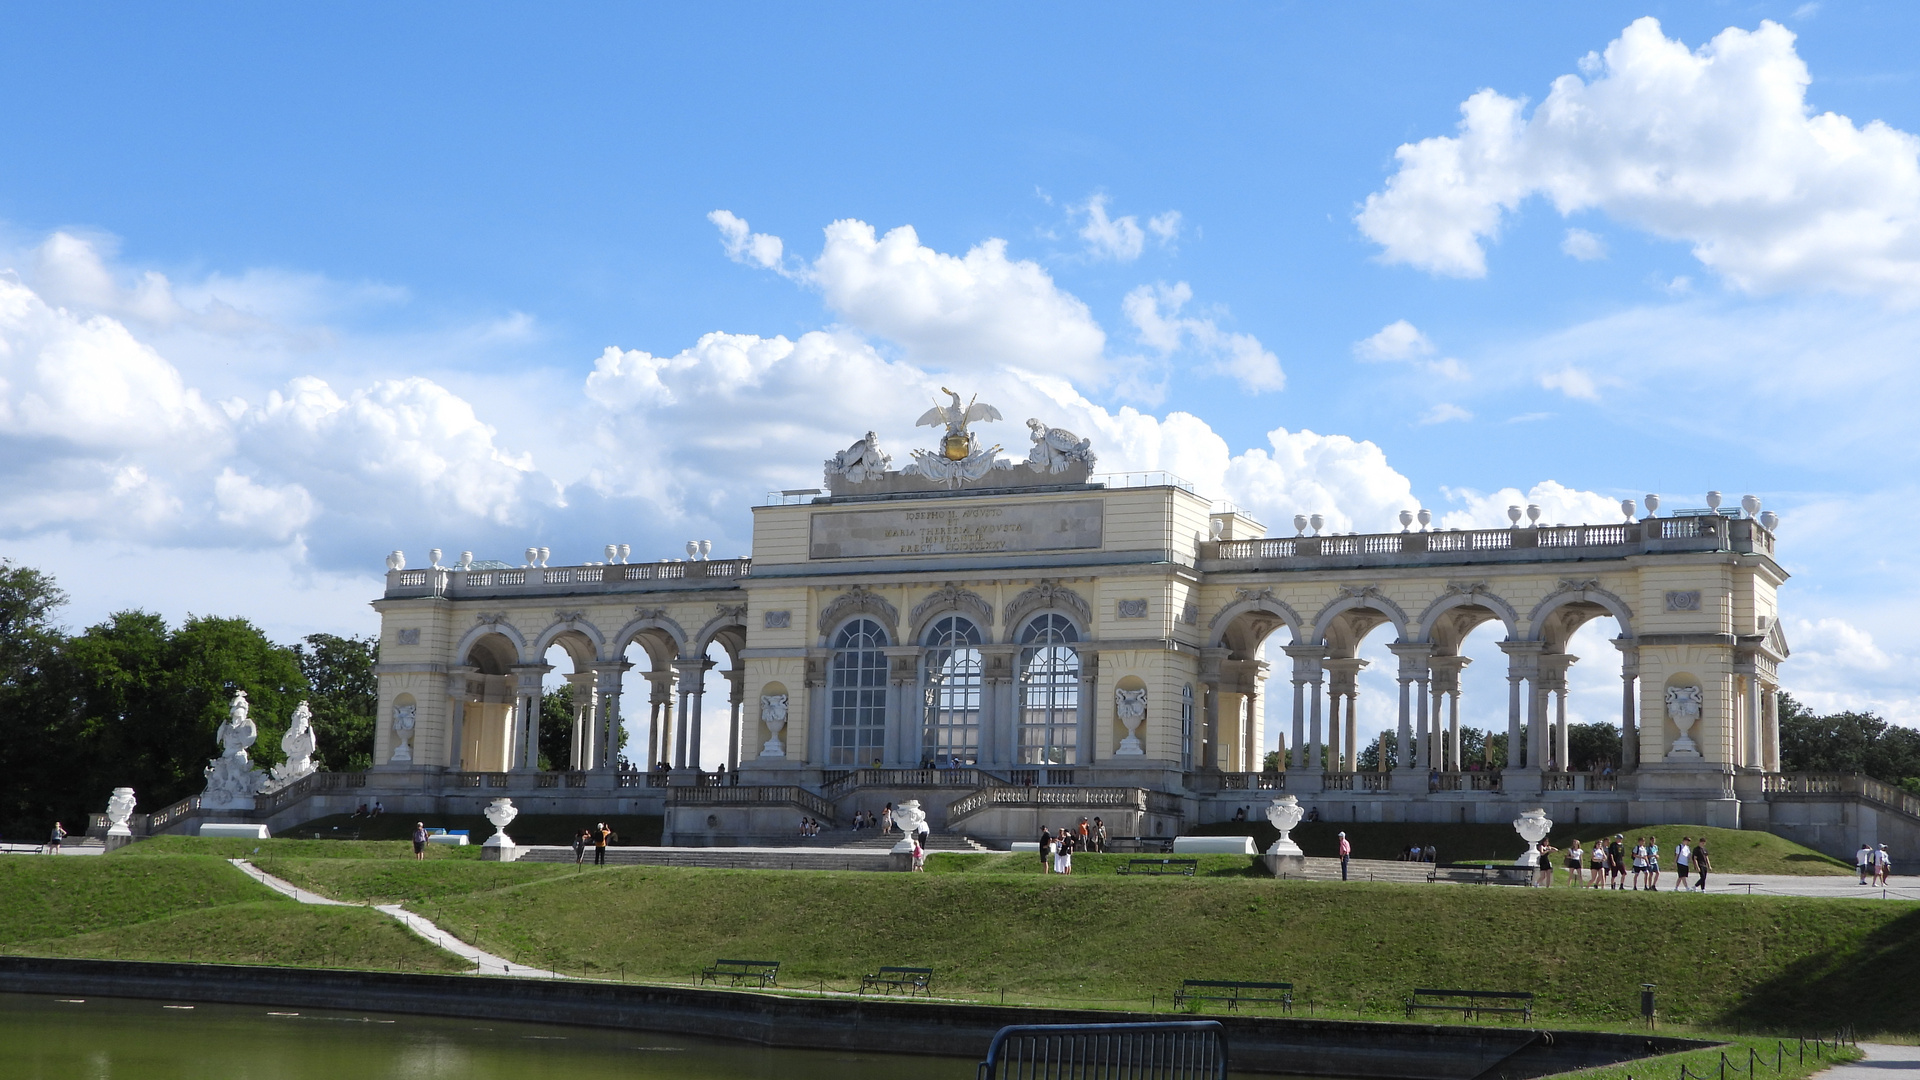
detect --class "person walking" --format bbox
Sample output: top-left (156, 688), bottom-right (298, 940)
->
top-left (1875, 844), bottom-right (1893, 886)
top-left (1609, 835), bottom-right (1626, 890)
top-left (593, 821), bottom-right (613, 865)
top-left (1040, 828), bottom-right (1054, 873)
top-left (1337, 831), bottom-right (1351, 881)
top-left (1692, 842), bottom-right (1711, 890)
top-left (46, 821), bottom-right (65, 855)
top-left (1675, 836), bottom-right (1693, 889)
top-left (911, 835), bottom-right (926, 872)
top-left (1858, 843), bottom-right (1875, 885)
top-left (1630, 837), bottom-right (1647, 890)
top-left (1535, 842), bottom-right (1557, 887)
top-left (1646, 837), bottom-right (1661, 891)
top-left (1588, 841), bottom-right (1607, 889)
top-left (1056, 830), bottom-right (1073, 876)
top-left (412, 821), bottom-right (429, 861)
top-left (1566, 840), bottom-right (1584, 886)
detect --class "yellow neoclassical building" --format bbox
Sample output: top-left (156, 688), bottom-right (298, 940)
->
top-left (344, 398), bottom-right (1859, 850)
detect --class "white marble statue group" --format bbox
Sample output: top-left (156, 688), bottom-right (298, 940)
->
top-left (824, 390), bottom-right (1096, 488)
top-left (200, 690), bottom-right (323, 810)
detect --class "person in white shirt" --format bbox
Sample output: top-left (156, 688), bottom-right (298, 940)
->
top-left (1646, 839), bottom-right (1661, 891)
top-left (1858, 843), bottom-right (1875, 885)
top-left (1675, 837), bottom-right (1692, 889)
top-left (1875, 845), bottom-right (1893, 886)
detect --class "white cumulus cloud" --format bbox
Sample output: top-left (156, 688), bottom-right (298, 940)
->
top-left (1357, 18), bottom-right (1920, 302)
top-left (1123, 283), bottom-right (1284, 392)
top-left (1076, 195), bottom-right (1182, 262)
top-left (1436, 480), bottom-right (1626, 529)
top-left (1561, 228), bottom-right (1608, 261)
top-left (708, 210), bottom-right (787, 272)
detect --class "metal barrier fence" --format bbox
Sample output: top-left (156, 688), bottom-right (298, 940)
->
top-left (976, 1021), bottom-right (1228, 1080)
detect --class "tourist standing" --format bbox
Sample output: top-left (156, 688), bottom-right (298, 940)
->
top-left (1858, 843), bottom-right (1874, 884)
top-left (882, 803), bottom-right (894, 835)
top-left (1566, 841), bottom-right (1584, 886)
top-left (1630, 837), bottom-right (1647, 890)
top-left (1875, 844), bottom-right (1892, 886)
top-left (1057, 831), bottom-right (1073, 875)
top-left (1040, 828), bottom-right (1054, 873)
top-left (46, 821), bottom-right (64, 854)
top-left (573, 828), bottom-right (588, 865)
top-left (1646, 838), bottom-right (1661, 891)
top-left (1588, 841), bottom-right (1606, 888)
top-left (1077, 817), bottom-right (1091, 852)
top-left (1693, 843), bottom-right (1711, 890)
top-left (593, 822), bottom-right (613, 865)
top-left (412, 822), bottom-right (429, 860)
top-left (1337, 831), bottom-right (1351, 881)
top-left (1094, 817), bottom-right (1108, 853)
top-left (911, 835), bottom-right (926, 872)
top-left (1535, 842), bottom-right (1557, 887)
top-left (1675, 837), bottom-right (1692, 889)
top-left (1609, 835), bottom-right (1626, 889)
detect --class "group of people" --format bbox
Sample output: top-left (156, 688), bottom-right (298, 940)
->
top-left (850, 804), bottom-right (895, 833)
top-left (1038, 817), bottom-right (1108, 874)
top-left (569, 822), bottom-right (618, 865)
top-left (1535, 835), bottom-right (1713, 890)
top-left (350, 801), bottom-right (385, 818)
top-left (1398, 844), bottom-right (1438, 863)
top-left (1857, 843), bottom-right (1895, 884)
top-left (795, 817), bottom-right (827, 837)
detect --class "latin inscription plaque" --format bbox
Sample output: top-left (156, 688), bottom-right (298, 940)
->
top-left (809, 500), bottom-right (1104, 559)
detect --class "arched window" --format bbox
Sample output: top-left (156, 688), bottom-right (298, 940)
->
top-left (922, 616), bottom-right (983, 766)
top-left (829, 618), bottom-right (889, 766)
top-left (1181, 684), bottom-right (1195, 771)
top-left (1017, 613), bottom-right (1080, 765)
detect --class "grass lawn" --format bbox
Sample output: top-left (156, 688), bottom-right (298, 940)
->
top-left (265, 857), bottom-right (587, 904)
top-left (0, 855), bottom-right (268, 943)
top-left (1190, 821), bottom-right (1853, 875)
top-left (396, 863), bottom-right (1920, 1032)
top-left (13, 901), bottom-right (468, 973)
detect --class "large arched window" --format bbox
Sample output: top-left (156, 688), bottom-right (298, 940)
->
top-left (1017, 613), bottom-right (1080, 765)
top-left (922, 616), bottom-right (983, 766)
top-left (829, 618), bottom-right (890, 766)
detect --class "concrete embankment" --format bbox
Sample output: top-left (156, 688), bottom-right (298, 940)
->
top-left (0, 956), bottom-right (1709, 1078)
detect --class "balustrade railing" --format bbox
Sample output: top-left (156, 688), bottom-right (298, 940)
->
top-left (822, 767), bottom-right (992, 797)
top-left (1543, 773), bottom-right (1577, 791)
top-left (1767, 773), bottom-right (1920, 821)
top-left (1470, 772), bottom-right (1503, 791)
top-left (1201, 514), bottom-right (1760, 565)
top-left (947, 786), bottom-right (1156, 823)
top-left (1583, 772), bottom-right (1618, 791)
top-left (1320, 772), bottom-right (1354, 791)
top-left (386, 558), bottom-right (752, 598)
top-left (1360, 773), bottom-right (1392, 792)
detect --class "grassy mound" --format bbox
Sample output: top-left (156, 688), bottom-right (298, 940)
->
top-left (399, 864), bottom-right (1920, 1031)
top-left (0, 855), bottom-right (268, 943)
top-left (1189, 821), bottom-right (1852, 875)
top-left (115, 835), bottom-right (481, 861)
top-left (13, 901), bottom-right (468, 972)
top-left (928, 852), bottom-right (1262, 876)
top-left (267, 858), bottom-right (586, 904)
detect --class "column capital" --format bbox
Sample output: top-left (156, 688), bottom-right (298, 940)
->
top-left (510, 663), bottom-right (553, 688)
top-left (590, 659), bottom-right (635, 675)
top-left (1387, 641), bottom-right (1433, 678)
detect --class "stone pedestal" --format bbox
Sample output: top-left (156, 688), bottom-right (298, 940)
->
top-left (104, 830), bottom-right (135, 852)
top-left (480, 838), bottom-right (521, 862)
top-left (1259, 853), bottom-right (1308, 878)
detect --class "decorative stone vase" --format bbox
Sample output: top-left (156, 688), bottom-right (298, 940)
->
top-left (892, 799), bottom-right (928, 853)
top-left (1264, 796), bottom-right (1304, 857)
top-left (759, 694), bottom-right (788, 758)
top-left (481, 798), bottom-right (519, 861)
top-left (1664, 684), bottom-right (1704, 760)
top-left (1114, 687), bottom-right (1147, 756)
top-left (1512, 808), bottom-right (1553, 867)
top-left (106, 788), bottom-right (137, 837)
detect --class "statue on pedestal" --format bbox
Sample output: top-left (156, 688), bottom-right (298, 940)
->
top-left (389, 702), bottom-right (416, 763)
top-left (269, 701), bottom-right (319, 787)
top-left (201, 690), bottom-right (266, 810)
top-left (1114, 687), bottom-right (1147, 756)
top-left (1513, 808), bottom-right (1553, 867)
top-left (1025, 419), bottom-right (1097, 474)
top-left (1664, 685), bottom-right (1704, 759)
top-left (891, 799), bottom-right (928, 853)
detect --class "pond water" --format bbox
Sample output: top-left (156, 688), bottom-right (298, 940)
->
top-left (0, 992), bottom-right (983, 1079)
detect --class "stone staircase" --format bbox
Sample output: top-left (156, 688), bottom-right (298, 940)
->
top-left (755, 832), bottom-right (995, 852)
top-left (516, 846), bottom-right (899, 871)
top-left (1270, 857), bottom-right (1446, 884)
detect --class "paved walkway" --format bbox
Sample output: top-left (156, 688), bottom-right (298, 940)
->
top-left (1646, 874), bottom-right (1920, 901)
top-left (1820, 1043), bottom-right (1920, 1080)
top-left (230, 859), bottom-right (565, 978)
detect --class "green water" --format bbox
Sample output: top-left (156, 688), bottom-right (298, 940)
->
top-left (0, 992), bottom-right (980, 1079)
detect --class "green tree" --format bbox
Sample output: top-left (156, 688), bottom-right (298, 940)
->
top-left (1779, 693), bottom-right (1920, 786)
top-left (296, 633), bottom-right (378, 772)
top-left (0, 560), bottom-right (74, 838)
top-left (1566, 722), bottom-right (1622, 771)
top-left (540, 683), bottom-right (574, 771)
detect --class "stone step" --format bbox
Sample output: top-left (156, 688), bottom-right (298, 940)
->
top-left (1272, 857), bottom-right (1443, 884)
top-left (517, 846), bottom-right (899, 871)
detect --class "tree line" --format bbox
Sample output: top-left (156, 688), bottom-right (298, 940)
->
top-left (0, 559), bottom-right (376, 840)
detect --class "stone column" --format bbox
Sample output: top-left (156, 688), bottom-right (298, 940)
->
top-left (1345, 690), bottom-right (1358, 771)
top-left (1614, 639), bottom-right (1639, 771)
top-left (1323, 657), bottom-right (1365, 771)
top-left (1388, 644), bottom-right (1432, 775)
top-left (446, 666), bottom-right (477, 771)
top-left (1765, 687), bottom-right (1781, 773)
top-left (564, 670), bottom-right (598, 771)
top-left (1745, 672), bottom-right (1764, 771)
top-left (1284, 645), bottom-right (1325, 771)
top-left (509, 664), bottom-right (551, 771)
top-left (593, 661), bottom-right (631, 771)
top-left (673, 657), bottom-right (711, 770)
top-left (1325, 693), bottom-right (1343, 773)
top-left (1079, 649), bottom-right (1100, 767)
top-left (1428, 656), bottom-right (1469, 772)
top-left (726, 668), bottom-right (745, 772)
top-left (1415, 668), bottom-right (1433, 772)
top-left (1448, 690), bottom-right (1461, 772)
top-left (1200, 649), bottom-right (1227, 771)
top-left (1498, 641), bottom-right (1542, 775)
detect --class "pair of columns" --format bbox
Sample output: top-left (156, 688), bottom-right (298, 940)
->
top-left (666, 658), bottom-right (747, 771)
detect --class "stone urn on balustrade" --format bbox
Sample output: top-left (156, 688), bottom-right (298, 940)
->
top-left (1258, 795), bottom-right (1308, 878)
top-left (1513, 808), bottom-right (1553, 868)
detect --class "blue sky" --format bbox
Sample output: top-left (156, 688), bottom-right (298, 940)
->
top-left (3, 3), bottom-right (1918, 756)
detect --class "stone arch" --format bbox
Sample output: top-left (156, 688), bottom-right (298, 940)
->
top-left (817, 586), bottom-right (899, 644)
top-left (534, 612), bottom-right (606, 666)
top-left (455, 619), bottom-right (530, 672)
top-left (1207, 587), bottom-right (1305, 650)
top-left (610, 609), bottom-right (688, 664)
top-left (1526, 578), bottom-right (1635, 645)
top-left (694, 603), bottom-right (749, 664)
top-left (908, 584), bottom-right (994, 644)
top-left (1309, 585), bottom-right (1411, 646)
top-left (1415, 584), bottom-right (1520, 646)
top-left (1003, 580), bottom-right (1092, 642)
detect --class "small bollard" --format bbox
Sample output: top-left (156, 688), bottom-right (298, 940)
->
top-left (1640, 983), bottom-right (1656, 1028)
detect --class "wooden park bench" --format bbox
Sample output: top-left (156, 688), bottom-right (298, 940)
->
top-left (860, 966), bottom-right (934, 997)
top-left (1174, 979), bottom-right (1293, 1013)
top-left (698, 958), bottom-right (781, 988)
top-left (1118, 858), bottom-right (1198, 877)
top-left (1405, 988), bottom-right (1533, 1022)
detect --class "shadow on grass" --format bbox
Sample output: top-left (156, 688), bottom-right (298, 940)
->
top-left (1720, 907), bottom-right (1920, 1034)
